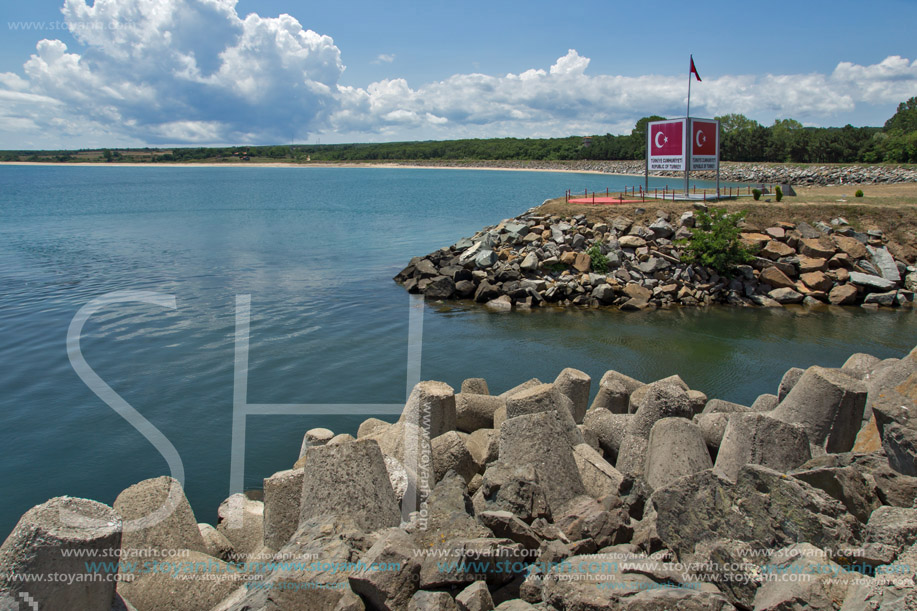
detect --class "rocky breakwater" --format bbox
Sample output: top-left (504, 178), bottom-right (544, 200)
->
top-left (4, 346), bottom-right (917, 610)
top-left (395, 208), bottom-right (917, 310)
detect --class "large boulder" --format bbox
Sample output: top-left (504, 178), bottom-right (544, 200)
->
top-left (456, 393), bottom-right (504, 433)
top-left (120, 550), bottom-right (246, 611)
top-left (114, 476), bottom-right (208, 557)
top-left (590, 370), bottom-right (644, 414)
top-left (503, 384), bottom-right (583, 447)
top-left (348, 528), bottom-right (422, 611)
top-left (300, 439), bottom-right (400, 532)
top-left (399, 380), bottom-right (457, 438)
top-left (616, 384), bottom-right (695, 476)
top-left (216, 494), bottom-right (264, 562)
top-left (649, 465), bottom-right (861, 560)
top-left (714, 413), bottom-right (812, 481)
top-left (754, 543), bottom-right (857, 611)
top-left (498, 411), bottom-right (586, 515)
top-left (432, 431), bottom-right (478, 484)
top-left (553, 368), bottom-right (591, 423)
top-left (791, 465), bottom-right (882, 523)
top-left (572, 443), bottom-right (625, 499)
top-left (770, 366), bottom-right (867, 454)
top-left (644, 418), bottom-right (713, 491)
top-left (262, 468), bottom-right (304, 551)
top-left (0, 497), bottom-right (122, 611)
top-left (582, 408), bottom-right (629, 463)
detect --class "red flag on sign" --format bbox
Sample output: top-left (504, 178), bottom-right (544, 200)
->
top-left (690, 56), bottom-right (701, 82)
top-left (650, 121), bottom-right (684, 156)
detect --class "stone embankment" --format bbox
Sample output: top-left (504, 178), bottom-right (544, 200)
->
top-left (389, 160), bottom-right (917, 186)
top-left (395, 207), bottom-right (917, 311)
top-left (3, 346), bottom-right (917, 610)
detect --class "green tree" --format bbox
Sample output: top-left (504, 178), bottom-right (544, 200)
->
top-left (679, 209), bottom-right (755, 275)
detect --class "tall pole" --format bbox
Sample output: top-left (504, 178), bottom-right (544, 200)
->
top-left (684, 55), bottom-right (692, 197)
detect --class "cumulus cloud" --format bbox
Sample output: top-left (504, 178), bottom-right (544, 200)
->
top-left (0, 1), bottom-right (914, 147)
top-left (373, 54), bottom-right (395, 64)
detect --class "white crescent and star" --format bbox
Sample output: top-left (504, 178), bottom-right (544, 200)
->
top-left (654, 131), bottom-right (667, 149)
top-left (696, 130), bottom-right (706, 148)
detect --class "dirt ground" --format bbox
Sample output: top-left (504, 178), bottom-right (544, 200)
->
top-left (537, 183), bottom-right (917, 250)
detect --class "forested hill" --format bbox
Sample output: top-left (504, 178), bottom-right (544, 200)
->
top-left (4, 98), bottom-right (916, 166)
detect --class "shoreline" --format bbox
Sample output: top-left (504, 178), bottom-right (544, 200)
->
top-left (0, 160), bottom-right (644, 177)
top-left (4, 159), bottom-right (917, 185)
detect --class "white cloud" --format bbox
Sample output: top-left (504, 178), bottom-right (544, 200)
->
top-left (373, 53), bottom-right (395, 64)
top-left (0, 1), bottom-right (914, 148)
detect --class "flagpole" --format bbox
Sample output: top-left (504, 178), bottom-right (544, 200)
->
top-left (685, 55), bottom-right (692, 197)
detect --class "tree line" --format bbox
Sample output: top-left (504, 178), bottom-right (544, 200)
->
top-left (3, 97), bottom-right (915, 165)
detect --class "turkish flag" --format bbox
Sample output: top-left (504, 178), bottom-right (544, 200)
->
top-left (650, 121), bottom-right (684, 156)
top-left (692, 120), bottom-right (717, 156)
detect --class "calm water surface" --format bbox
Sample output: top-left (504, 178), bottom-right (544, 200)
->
top-left (1, 165), bottom-right (914, 535)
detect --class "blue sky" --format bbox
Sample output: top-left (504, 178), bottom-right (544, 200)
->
top-left (1, 0), bottom-right (916, 148)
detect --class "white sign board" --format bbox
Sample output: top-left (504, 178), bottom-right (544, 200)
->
top-left (689, 118), bottom-right (719, 171)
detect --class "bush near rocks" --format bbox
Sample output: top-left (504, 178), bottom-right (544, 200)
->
top-left (5, 344), bottom-right (917, 611)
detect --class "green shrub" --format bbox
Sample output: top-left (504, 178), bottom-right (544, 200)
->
top-left (678, 209), bottom-right (755, 275)
top-left (586, 243), bottom-right (609, 274)
top-left (775, 186), bottom-right (783, 202)
top-left (855, 189), bottom-right (864, 198)
top-left (752, 188), bottom-right (762, 201)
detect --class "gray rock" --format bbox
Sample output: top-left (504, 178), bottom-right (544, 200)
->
top-left (616, 384), bottom-right (695, 476)
top-left (865, 506), bottom-right (917, 555)
top-left (477, 463), bottom-right (550, 522)
top-left (485, 295), bottom-right (513, 311)
top-left (409, 591), bottom-right (459, 611)
top-left (456, 581), bottom-right (495, 611)
top-left (849, 271), bottom-right (896, 291)
top-left (216, 493), bottom-right (264, 561)
top-left (465, 428), bottom-right (499, 470)
top-left (702, 398), bottom-right (751, 414)
top-left (348, 528), bottom-right (422, 611)
top-left (498, 378), bottom-right (543, 400)
top-left (520, 252), bottom-right (539, 273)
top-left (769, 287), bottom-right (805, 304)
top-left (572, 443), bottom-right (625, 499)
top-left (425, 275), bottom-right (456, 299)
top-left (503, 383), bottom-right (583, 447)
top-left (114, 476), bottom-right (208, 558)
top-left (771, 366), bottom-right (868, 454)
top-left (644, 418), bottom-right (713, 491)
top-left (414, 472), bottom-right (492, 549)
top-left (456, 393), bottom-right (504, 433)
top-left (0, 496), bottom-right (121, 611)
top-left (462, 378), bottom-right (490, 395)
top-left (582, 408), bottom-right (629, 463)
top-left (419, 538), bottom-right (523, 588)
top-left (199, 523), bottom-right (234, 561)
top-left (553, 495), bottom-right (632, 549)
top-left (751, 393), bottom-right (779, 411)
top-left (628, 375), bottom-right (689, 414)
top-left (650, 465), bottom-right (860, 560)
top-left (299, 427), bottom-right (335, 458)
top-left (754, 543), bottom-right (857, 611)
top-left (868, 245), bottom-right (901, 283)
top-left (123, 550), bottom-right (246, 611)
top-left (590, 370), bottom-right (644, 414)
top-left (791, 466), bottom-right (882, 523)
top-left (692, 412), bottom-right (730, 455)
top-left (479, 511), bottom-right (541, 550)
top-left (714, 413), bottom-right (812, 481)
top-left (863, 290), bottom-right (899, 306)
top-left (358, 418), bottom-right (390, 439)
top-left (553, 368), bottom-right (591, 424)
top-left (842, 353), bottom-right (881, 380)
top-left (498, 411), bottom-right (587, 515)
top-left (433, 431), bottom-right (478, 484)
top-left (263, 468), bottom-right (305, 552)
top-left (399, 381), bottom-right (457, 438)
top-left (591, 283), bottom-right (615, 303)
top-left (778, 367), bottom-right (805, 402)
top-left (300, 439), bottom-right (400, 532)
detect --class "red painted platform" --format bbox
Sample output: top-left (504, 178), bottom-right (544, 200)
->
top-left (568, 197), bottom-right (645, 205)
